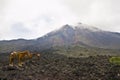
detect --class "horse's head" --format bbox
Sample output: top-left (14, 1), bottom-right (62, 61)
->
top-left (37, 53), bottom-right (40, 57)
top-left (32, 53), bottom-right (40, 59)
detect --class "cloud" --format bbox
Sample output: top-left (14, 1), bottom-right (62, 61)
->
top-left (0, 0), bottom-right (78, 40)
top-left (0, 0), bottom-right (120, 40)
top-left (0, 0), bottom-right (7, 12)
top-left (10, 23), bottom-right (31, 38)
top-left (63, 0), bottom-right (120, 32)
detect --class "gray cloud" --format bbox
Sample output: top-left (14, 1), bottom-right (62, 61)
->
top-left (10, 23), bottom-right (31, 38)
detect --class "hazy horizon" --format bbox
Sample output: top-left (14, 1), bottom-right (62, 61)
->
top-left (0, 0), bottom-right (120, 40)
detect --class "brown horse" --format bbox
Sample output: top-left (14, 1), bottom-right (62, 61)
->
top-left (9, 50), bottom-right (31, 66)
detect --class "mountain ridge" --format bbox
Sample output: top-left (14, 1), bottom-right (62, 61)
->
top-left (0, 23), bottom-right (120, 53)
top-left (37, 23), bottom-right (120, 49)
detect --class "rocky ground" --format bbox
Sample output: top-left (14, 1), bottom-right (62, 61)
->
top-left (0, 52), bottom-right (120, 80)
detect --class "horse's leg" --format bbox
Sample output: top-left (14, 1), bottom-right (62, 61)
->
top-left (20, 55), bottom-right (25, 65)
top-left (9, 55), bottom-right (14, 66)
top-left (18, 55), bottom-right (22, 66)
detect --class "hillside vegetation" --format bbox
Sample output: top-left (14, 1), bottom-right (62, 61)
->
top-left (0, 48), bottom-right (120, 80)
top-left (51, 46), bottom-right (120, 57)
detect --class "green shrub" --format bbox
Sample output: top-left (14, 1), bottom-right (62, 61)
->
top-left (109, 56), bottom-right (120, 65)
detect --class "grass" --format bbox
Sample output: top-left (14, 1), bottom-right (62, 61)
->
top-left (52, 46), bottom-right (120, 58)
top-left (109, 56), bottom-right (120, 65)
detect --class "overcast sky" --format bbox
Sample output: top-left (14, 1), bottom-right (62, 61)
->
top-left (0, 0), bottom-right (120, 40)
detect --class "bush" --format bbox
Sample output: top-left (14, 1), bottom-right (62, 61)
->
top-left (109, 57), bottom-right (120, 65)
